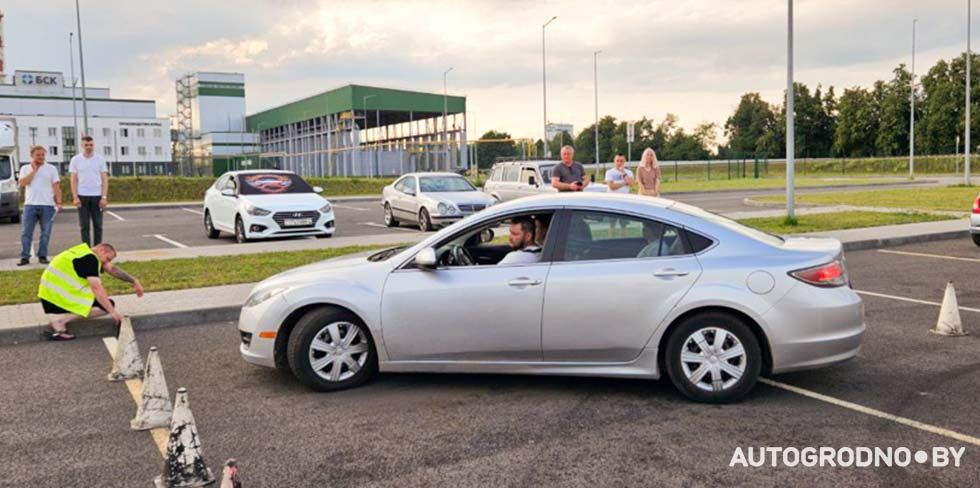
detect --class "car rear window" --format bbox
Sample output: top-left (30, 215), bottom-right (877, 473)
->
top-left (686, 231), bottom-right (714, 253)
top-left (238, 173), bottom-right (314, 195)
top-left (669, 201), bottom-right (785, 246)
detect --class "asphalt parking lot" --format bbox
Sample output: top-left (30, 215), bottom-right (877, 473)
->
top-left (2, 238), bottom-right (979, 487)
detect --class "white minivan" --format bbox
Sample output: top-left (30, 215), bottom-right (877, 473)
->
top-left (483, 160), bottom-right (558, 203)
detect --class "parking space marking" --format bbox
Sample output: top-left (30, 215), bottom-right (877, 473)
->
top-left (331, 204), bottom-right (370, 211)
top-left (148, 234), bottom-right (189, 249)
top-left (105, 211), bottom-right (126, 222)
top-left (855, 289), bottom-right (980, 313)
top-left (877, 249), bottom-right (980, 263)
top-left (361, 222), bottom-right (419, 232)
top-left (761, 378), bottom-right (980, 447)
top-left (181, 208), bottom-right (204, 216)
top-left (102, 337), bottom-right (169, 458)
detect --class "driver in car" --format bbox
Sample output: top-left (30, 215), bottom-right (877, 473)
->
top-left (498, 217), bottom-right (542, 265)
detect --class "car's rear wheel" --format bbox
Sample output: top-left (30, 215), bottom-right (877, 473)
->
top-left (418, 208), bottom-right (432, 232)
top-left (204, 210), bottom-right (220, 239)
top-left (235, 216), bottom-right (250, 244)
top-left (972, 234), bottom-right (980, 247)
top-left (384, 203), bottom-right (398, 227)
top-left (287, 307), bottom-right (377, 392)
top-left (664, 311), bottom-right (761, 403)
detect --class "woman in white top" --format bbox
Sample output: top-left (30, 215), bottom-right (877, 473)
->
top-left (636, 148), bottom-right (661, 197)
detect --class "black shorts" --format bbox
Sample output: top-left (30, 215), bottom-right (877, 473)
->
top-left (41, 298), bottom-right (115, 315)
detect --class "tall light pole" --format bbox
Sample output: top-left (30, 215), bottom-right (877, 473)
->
top-left (69, 32), bottom-right (79, 154)
top-left (967, 0), bottom-right (973, 185)
top-left (443, 66), bottom-right (453, 170)
top-left (542, 16), bottom-right (557, 158)
top-left (593, 50), bottom-right (601, 178)
top-left (910, 19), bottom-right (917, 180)
top-left (74, 0), bottom-right (89, 136)
top-left (786, 0), bottom-right (796, 220)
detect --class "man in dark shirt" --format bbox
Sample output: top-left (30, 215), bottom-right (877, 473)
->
top-left (551, 145), bottom-right (590, 192)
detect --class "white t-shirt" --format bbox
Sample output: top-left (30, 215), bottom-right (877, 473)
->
top-left (69, 153), bottom-right (108, 197)
top-left (498, 246), bottom-right (542, 265)
top-left (604, 167), bottom-right (634, 193)
top-left (19, 164), bottom-right (60, 206)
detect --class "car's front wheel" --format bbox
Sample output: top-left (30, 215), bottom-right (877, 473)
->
top-left (384, 203), bottom-right (398, 227)
top-left (204, 210), bottom-right (220, 239)
top-left (286, 307), bottom-right (377, 392)
top-left (664, 311), bottom-right (762, 403)
top-left (418, 208), bottom-right (432, 232)
top-left (972, 234), bottom-right (980, 247)
top-left (235, 216), bottom-right (250, 244)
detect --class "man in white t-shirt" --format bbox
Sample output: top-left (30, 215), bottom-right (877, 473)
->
top-left (18, 146), bottom-right (63, 266)
top-left (604, 153), bottom-right (634, 193)
top-left (69, 136), bottom-right (109, 245)
top-left (498, 217), bottom-right (542, 266)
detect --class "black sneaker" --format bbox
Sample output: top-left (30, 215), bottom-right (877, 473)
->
top-left (16, 258), bottom-right (29, 266)
top-left (38, 257), bottom-right (49, 264)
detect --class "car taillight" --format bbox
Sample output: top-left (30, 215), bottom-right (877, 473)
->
top-left (973, 196), bottom-right (980, 214)
top-left (790, 260), bottom-right (848, 288)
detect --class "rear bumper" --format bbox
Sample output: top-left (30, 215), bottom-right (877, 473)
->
top-left (764, 283), bottom-right (865, 374)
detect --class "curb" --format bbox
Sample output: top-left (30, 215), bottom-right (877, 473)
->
top-left (0, 306), bottom-right (241, 346)
top-left (840, 230), bottom-right (969, 252)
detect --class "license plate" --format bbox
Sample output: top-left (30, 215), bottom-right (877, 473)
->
top-left (284, 218), bottom-right (313, 227)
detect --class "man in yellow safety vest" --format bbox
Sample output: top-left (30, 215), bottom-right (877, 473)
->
top-left (37, 242), bottom-right (144, 340)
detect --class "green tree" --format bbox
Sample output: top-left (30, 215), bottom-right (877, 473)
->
top-left (475, 130), bottom-right (516, 169)
top-left (833, 87), bottom-right (878, 157)
top-left (548, 131), bottom-right (574, 156)
top-left (724, 93), bottom-right (776, 157)
top-left (875, 65), bottom-right (913, 156)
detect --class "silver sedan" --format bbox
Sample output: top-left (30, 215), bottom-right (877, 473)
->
top-left (238, 193), bottom-right (864, 403)
top-left (382, 172), bottom-right (496, 231)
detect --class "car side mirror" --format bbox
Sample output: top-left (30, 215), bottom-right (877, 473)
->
top-left (312, 186), bottom-right (323, 193)
top-left (415, 248), bottom-right (438, 269)
top-left (220, 188), bottom-right (236, 197)
top-left (406, 189), bottom-right (416, 196)
top-left (479, 229), bottom-right (495, 243)
top-left (528, 176), bottom-right (537, 186)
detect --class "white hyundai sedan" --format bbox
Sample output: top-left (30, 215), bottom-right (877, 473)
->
top-left (203, 170), bottom-right (335, 243)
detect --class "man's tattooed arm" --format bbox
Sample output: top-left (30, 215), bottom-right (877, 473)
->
top-left (107, 265), bottom-right (137, 284)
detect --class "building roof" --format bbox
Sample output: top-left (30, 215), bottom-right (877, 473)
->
top-left (246, 84), bottom-right (465, 131)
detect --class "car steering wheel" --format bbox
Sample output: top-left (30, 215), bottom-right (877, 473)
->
top-left (450, 244), bottom-right (475, 266)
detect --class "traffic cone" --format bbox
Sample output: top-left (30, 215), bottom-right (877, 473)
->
top-left (107, 317), bottom-right (144, 382)
top-left (931, 282), bottom-right (968, 336)
top-left (154, 388), bottom-right (215, 488)
top-left (220, 459), bottom-right (241, 488)
top-left (130, 347), bottom-right (173, 431)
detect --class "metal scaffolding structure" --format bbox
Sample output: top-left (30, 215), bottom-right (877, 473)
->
top-left (174, 74), bottom-right (195, 175)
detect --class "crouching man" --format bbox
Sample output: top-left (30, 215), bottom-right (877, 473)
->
top-left (37, 242), bottom-right (144, 341)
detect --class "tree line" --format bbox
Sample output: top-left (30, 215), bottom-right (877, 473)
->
top-left (474, 53), bottom-right (980, 168)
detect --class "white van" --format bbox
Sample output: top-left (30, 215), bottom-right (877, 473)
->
top-left (483, 160), bottom-right (558, 203)
top-left (0, 120), bottom-right (19, 223)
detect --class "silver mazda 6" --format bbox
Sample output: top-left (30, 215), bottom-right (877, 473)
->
top-left (238, 193), bottom-right (864, 403)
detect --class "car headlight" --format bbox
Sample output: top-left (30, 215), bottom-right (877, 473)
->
top-left (437, 202), bottom-right (459, 215)
top-left (319, 202), bottom-right (332, 214)
top-left (244, 286), bottom-right (288, 308)
top-left (244, 201), bottom-right (271, 217)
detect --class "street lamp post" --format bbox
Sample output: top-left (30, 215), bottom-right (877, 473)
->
top-left (362, 95), bottom-right (377, 177)
top-left (542, 16), bottom-right (557, 159)
top-left (74, 0), bottom-right (89, 135)
top-left (443, 67), bottom-right (453, 170)
top-left (69, 32), bottom-right (79, 156)
top-left (910, 19), bottom-right (917, 180)
top-left (967, 0), bottom-right (973, 185)
top-left (593, 50), bottom-right (601, 179)
top-left (786, 0), bottom-right (796, 220)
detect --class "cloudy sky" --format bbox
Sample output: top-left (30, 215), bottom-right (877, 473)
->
top-left (3, 0), bottom-right (974, 143)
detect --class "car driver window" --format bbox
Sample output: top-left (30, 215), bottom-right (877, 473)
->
top-left (503, 166), bottom-right (519, 182)
top-left (429, 213), bottom-right (553, 268)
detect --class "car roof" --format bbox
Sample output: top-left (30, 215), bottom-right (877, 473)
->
top-left (489, 192), bottom-right (675, 214)
top-left (226, 169), bottom-right (295, 176)
top-left (399, 172), bottom-right (466, 178)
top-left (491, 160), bottom-right (556, 168)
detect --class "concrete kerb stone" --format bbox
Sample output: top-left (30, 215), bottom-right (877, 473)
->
top-left (839, 230), bottom-right (969, 252)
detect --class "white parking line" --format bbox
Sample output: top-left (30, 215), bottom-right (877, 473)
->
top-left (149, 234), bottom-right (189, 249)
top-left (105, 211), bottom-right (126, 221)
top-left (331, 204), bottom-right (370, 212)
top-left (877, 249), bottom-right (980, 264)
top-left (854, 289), bottom-right (980, 313)
top-left (181, 207), bottom-right (204, 216)
top-left (361, 222), bottom-right (419, 232)
top-left (761, 378), bottom-right (980, 447)
top-left (102, 337), bottom-right (169, 457)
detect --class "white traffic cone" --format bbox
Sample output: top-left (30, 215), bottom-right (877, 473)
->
top-left (130, 347), bottom-right (173, 431)
top-left (107, 317), bottom-right (144, 382)
top-left (154, 388), bottom-right (215, 488)
top-left (220, 459), bottom-right (240, 488)
top-left (931, 282), bottom-right (968, 336)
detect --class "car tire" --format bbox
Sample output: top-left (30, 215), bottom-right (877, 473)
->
top-left (664, 311), bottom-right (762, 404)
top-left (384, 203), bottom-right (398, 227)
top-left (972, 234), bottom-right (980, 247)
top-left (235, 216), bottom-right (250, 244)
top-left (418, 208), bottom-right (432, 232)
top-left (286, 306), bottom-right (378, 392)
top-left (204, 210), bottom-right (220, 239)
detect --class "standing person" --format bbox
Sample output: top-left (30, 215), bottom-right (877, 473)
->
top-left (604, 153), bottom-right (634, 193)
top-left (38, 242), bottom-right (144, 341)
top-left (551, 145), bottom-right (590, 192)
top-left (18, 146), bottom-right (62, 266)
top-left (636, 147), bottom-right (662, 197)
top-left (70, 136), bottom-right (109, 246)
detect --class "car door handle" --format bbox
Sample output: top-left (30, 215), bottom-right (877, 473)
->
top-left (653, 268), bottom-right (690, 278)
top-left (508, 277), bottom-right (542, 287)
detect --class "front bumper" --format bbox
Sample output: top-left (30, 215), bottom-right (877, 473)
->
top-left (764, 282), bottom-right (865, 374)
top-left (244, 210), bottom-right (336, 239)
top-left (969, 213), bottom-right (980, 234)
top-left (238, 293), bottom-right (292, 368)
top-left (0, 191), bottom-right (18, 218)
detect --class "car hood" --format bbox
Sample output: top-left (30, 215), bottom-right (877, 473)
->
top-left (262, 251), bottom-right (377, 287)
top-left (240, 193), bottom-right (327, 211)
top-left (423, 191), bottom-right (494, 205)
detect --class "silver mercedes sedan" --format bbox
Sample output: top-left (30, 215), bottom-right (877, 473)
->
top-left (238, 193), bottom-right (864, 403)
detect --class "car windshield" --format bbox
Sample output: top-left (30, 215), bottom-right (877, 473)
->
top-left (538, 164), bottom-right (555, 182)
top-left (419, 176), bottom-right (475, 192)
top-left (0, 156), bottom-right (11, 180)
top-left (670, 201), bottom-right (785, 246)
top-left (367, 245), bottom-right (409, 262)
top-left (238, 173), bottom-right (315, 195)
